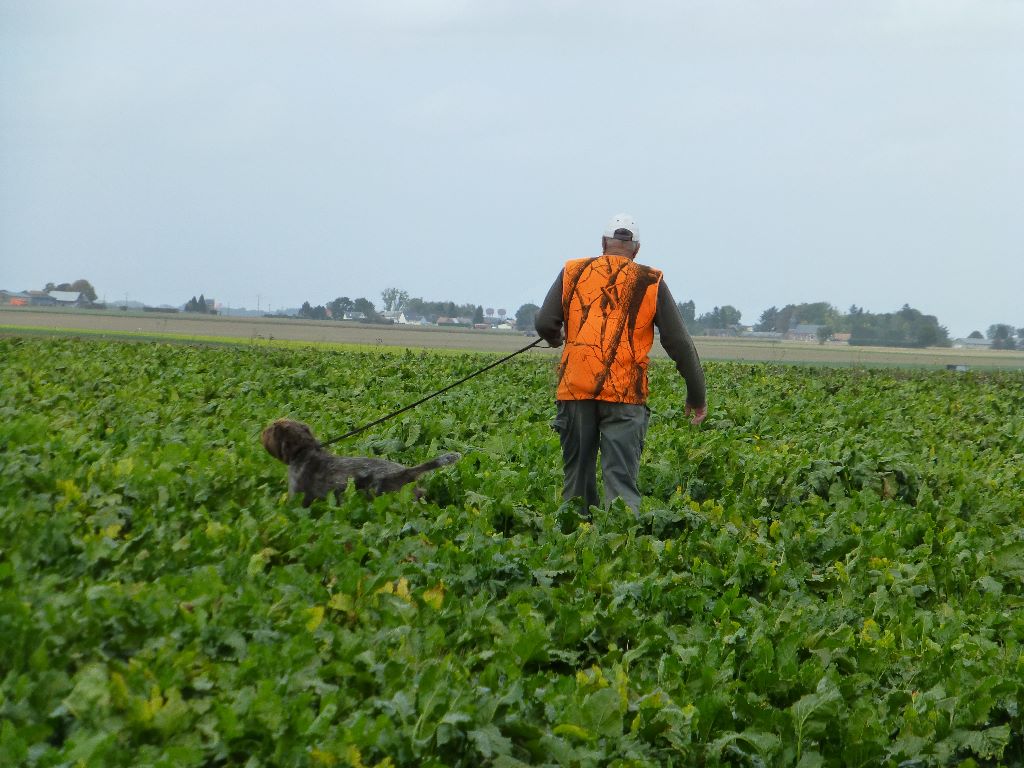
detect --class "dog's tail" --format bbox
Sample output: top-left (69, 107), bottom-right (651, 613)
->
top-left (410, 452), bottom-right (461, 475)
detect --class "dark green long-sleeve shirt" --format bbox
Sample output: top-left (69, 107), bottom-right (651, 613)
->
top-left (535, 268), bottom-right (706, 408)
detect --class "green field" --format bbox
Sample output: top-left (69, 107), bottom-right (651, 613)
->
top-left (2, 336), bottom-right (1023, 767)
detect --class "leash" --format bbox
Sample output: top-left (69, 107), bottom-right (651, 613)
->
top-left (321, 337), bottom-right (547, 446)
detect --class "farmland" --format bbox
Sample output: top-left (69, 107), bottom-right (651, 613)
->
top-left (1, 336), bottom-right (1023, 767)
top-left (4, 306), bottom-right (1024, 369)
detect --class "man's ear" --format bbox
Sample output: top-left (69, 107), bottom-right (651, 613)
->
top-left (633, 243), bottom-right (641, 257)
top-left (601, 236), bottom-right (609, 253)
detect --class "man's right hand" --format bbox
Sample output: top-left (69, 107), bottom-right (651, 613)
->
top-left (541, 330), bottom-right (564, 348)
top-left (685, 403), bottom-right (707, 425)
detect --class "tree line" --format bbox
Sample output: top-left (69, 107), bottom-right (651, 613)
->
top-left (184, 294), bottom-right (216, 314)
top-left (36, 279), bottom-right (1018, 348)
top-left (295, 288), bottom-right (541, 330)
top-left (293, 288), bottom-right (1021, 349)
top-left (684, 300), bottom-right (955, 347)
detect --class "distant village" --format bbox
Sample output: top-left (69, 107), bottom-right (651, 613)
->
top-left (1, 284), bottom-right (1019, 351)
top-left (0, 286), bottom-right (527, 333)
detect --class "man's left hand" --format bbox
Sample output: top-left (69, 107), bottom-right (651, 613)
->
top-left (685, 403), bottom-right (707, 425)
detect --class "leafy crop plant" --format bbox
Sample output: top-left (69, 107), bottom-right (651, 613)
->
top-left (1, 337), bottom-right (1022, 767)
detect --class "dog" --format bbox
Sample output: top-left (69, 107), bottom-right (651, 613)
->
top-left (261, 418), bottom-right (460, 506)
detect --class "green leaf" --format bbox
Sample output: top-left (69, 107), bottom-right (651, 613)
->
top-left (0, 720), bottom-right (28, 766)
top-left (709, 729), bottom-right (782, 759)
top-left (581, 688), bottom-right (623, 739)
top-left (943, 726), bottom-right (1011, 761)
top-left (469, 723), bottom-right (513, 758)
top-left (990, 541), bottom-right (1024, 581)
top-left (791, 677), bottom-right (842, 759)
top-left (796, 750), bottom-right (826, 768)
top-left (493, 755), bottom-right (533, 768)
top-left (63, 663), bottom-right (110, 719)
top-left (553, 723), bottom-right (595, 742)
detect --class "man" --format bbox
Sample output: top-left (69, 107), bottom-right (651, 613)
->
top-left (535, 214), bottom-right (707, 515)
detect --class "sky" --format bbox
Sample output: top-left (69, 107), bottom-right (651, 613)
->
top-left (1, 0), bottom-right (1021, 337)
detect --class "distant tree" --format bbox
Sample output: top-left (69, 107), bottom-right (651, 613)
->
top-left (473, 305), bottom-right (484, 324)
top-left (848, 304), bottom-right (949, 348)
top-left (755, 306), bottom-right (779, 332)
top-left (988, 324), bottom-right (1016, 350)
top-left (799, 302), bottom-right (842, 327)
top-left (404, 297), bottom-right (427, 319)
top-left (762, 302), bottom-right (842, 334)
top-left (297, 301), bottom-right (328, 320)
top-left (677, 300), bottom-right (696, 324)
top-left (184, 295), bottom-right (213, 313)
top-left (403, 297), bottom-right (475, 323)
top-left (968, 330), bottom-right (984, 339)
top-left (381, 288), bottom-right (409, 312)
top-left (353, 297), bottom-right (380, 322)
top-left (816, 326), bottom-right (832, 344)
top-left (70, 279), bottom-right (98, 302)
top-left (515, 303), bottom-right (540, 330)
top-left (697, 305), bottom-right (741, 330)
top-left (914, 324), bottom-right (942, 348)
top-left (327, 296), bottom-right (353, 319)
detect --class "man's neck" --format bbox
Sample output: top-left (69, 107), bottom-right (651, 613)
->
top-left (603, 246), bottom-right (636, 259)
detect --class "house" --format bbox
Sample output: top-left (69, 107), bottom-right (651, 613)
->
top-left (0, 290), bottom-right (33, 306)
top-left (830, 333), bottom-right (852, 344)
top-left (48, 290), bottom-right (88, 306)
top-left (343, 311), bottom-right (366, 321)
top-left (26, 291), bottom-right (58, 306)
top-left (785, 323), bottom-right (825, 342)
top-left (953, 337), bottom-right (991, 349)
top-left (397, 312), bottom-right (427, 325)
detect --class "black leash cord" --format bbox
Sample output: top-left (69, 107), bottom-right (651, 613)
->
top-left (321, 337), bottom-right (546, 446)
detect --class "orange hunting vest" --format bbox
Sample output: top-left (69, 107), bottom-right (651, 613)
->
top-left (557, 255), bottom-right (663, 404)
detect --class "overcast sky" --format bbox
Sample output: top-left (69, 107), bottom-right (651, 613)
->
top-left (2, 0), bottom-right (1021, 337)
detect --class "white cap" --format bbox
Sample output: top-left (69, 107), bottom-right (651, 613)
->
top-left (604, 213), bottom-right (640, 243)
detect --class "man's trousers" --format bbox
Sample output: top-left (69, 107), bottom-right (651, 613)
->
top-left (552, 399), bottom-right (650, 515)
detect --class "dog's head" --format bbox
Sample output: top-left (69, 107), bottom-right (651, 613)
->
top-left (261, 419), bottom-right (319, 464)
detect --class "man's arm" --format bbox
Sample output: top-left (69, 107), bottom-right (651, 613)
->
top-left (534, 270), bottom-right (565, 346)
top-left (654, 280), bottom-right (707, 416)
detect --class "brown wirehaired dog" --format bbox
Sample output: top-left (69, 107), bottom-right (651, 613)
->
top-left (261, 418), bottom-right (460, 507)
